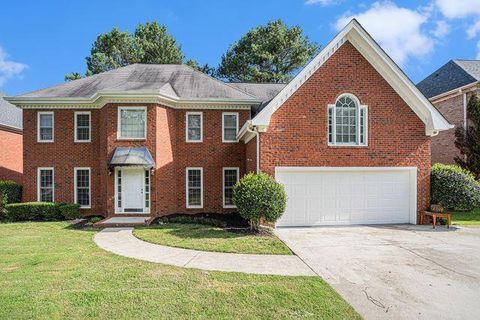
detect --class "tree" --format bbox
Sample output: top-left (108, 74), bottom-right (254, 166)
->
top-left (184, 59), bottom-right (216, 77)
top-left (217, 19), bottom-right (319, 83)
top-left (64, 72), bottom-right (82, 81)
top-left (134, 22), bottom-right (183, 64)
top-left (66, 22), bottom-right (202, 80)
top-left (86, 27), bottom-right (140, 75)
top-left (233, 172), bottom-right (287, 231)
top-left (455, 95), bottom-right (480, 178)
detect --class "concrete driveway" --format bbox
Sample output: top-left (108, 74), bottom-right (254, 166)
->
top-left (276, 225), bottom-right (480, 320)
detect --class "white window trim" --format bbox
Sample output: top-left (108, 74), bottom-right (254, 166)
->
top-left (74, 167), bottom-right (91, 209)
top-left (186, 167), bottom-right (203, 209)
top-left (222, 112), bottom-right (239, 143)
top-left (37, 167), bottom-right (54, 202)
top-left (74, 111), bottom-right (91, 143)
top-left (37, 111), bottom-right (54, 143)
top-left (327, 93), bottom-right (368, 147)
top-left (117, 106), bottom-right (148, 140)
top-left (186, 112), bottom-right (203, 143)
top-left (223, 167), bottom-right (239, 208)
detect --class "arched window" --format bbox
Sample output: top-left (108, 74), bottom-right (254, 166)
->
top-left (328, 94), bottom-right (368, 146)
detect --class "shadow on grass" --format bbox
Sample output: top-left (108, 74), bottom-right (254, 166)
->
top-left (137, 223), bottom-right (258, 240)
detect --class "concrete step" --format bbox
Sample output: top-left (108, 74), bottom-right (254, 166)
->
top-left (94, 216), bottom-right (154, 228)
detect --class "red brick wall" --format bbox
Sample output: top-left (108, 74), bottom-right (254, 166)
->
top-left (0, 128), bottom-right (22, 184)
top-left (174, 110), bottom-right (249, 214)
top-left (259, 41), bottom-right (431, 221)
top-left (22, 104), bottom-right (249, 217)
top-left (245, 136), bottom-right (257, 174)
top-left (431, 90), bottom-right (478, 164)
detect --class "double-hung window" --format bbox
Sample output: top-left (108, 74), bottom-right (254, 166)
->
top-left (186, 112), bottom-right (203, 142)
top-left (75, 112), bottom-right (91, 142)
top-left (222, 112), bottom-right (239, 142)
top-left (223, 168), bottom-right (239, 208)
top-left (38, 167), bottom-right (54, 202)
top-left (186, 168), bottom-right (203, 208)
top-left (38, 112), bottom-right (54, 142)
top-left (74, 168), bottom-right (91, 208)
top-left (328, 94), bottom-right (368, 146)
top-left (118, 107), bottom-right (147, 139)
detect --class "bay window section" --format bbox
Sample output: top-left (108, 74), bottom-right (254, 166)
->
top-left (118, 107), bottom-right (147, 139)
top-left (186, 112), bottom-right (203, 142)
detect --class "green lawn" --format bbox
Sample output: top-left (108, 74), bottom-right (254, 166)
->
top-left (0, 222), bottom-right (360, 319)
top-left (451, 209), bottom-right (480, 226)
top-left (134, 223), bottom-right (292, 255)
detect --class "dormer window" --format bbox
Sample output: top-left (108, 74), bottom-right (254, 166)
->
top-left (328, 94), bottom-right (368, 146)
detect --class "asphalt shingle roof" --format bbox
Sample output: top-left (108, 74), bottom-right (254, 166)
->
top-left (417, 60), bottom-right (480, 98)
top-left (227, 83), bottom-right (286, 102)
top-left (18, 64), bottom-right (258, 100)
top-left (0, 94), bottom-right (22, 130)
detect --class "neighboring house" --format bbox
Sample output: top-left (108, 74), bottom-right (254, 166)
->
top-left (0, 94), bottom-right (23, 184)
top-left (5, 20), bottom-right (452, 226)
top-left (417, 60), bottom-right (480, 164)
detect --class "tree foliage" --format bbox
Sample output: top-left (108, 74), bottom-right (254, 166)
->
top-left (66, 22), bottom-right (209, 79)
top-left (454, 94), bottom-right (480, 178)
top-left (217, 19), bottom-right (319, 83)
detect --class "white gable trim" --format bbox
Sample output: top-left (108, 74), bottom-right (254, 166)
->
top-left (251, 19), bottom-right (453, 136)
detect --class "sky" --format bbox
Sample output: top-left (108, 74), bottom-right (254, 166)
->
top-left (0, 0), bottom-right (479, 95)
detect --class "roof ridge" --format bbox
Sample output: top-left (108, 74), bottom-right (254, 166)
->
top-left (181, 64), bottom-right (260, 100)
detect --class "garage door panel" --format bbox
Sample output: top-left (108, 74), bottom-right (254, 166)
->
top-left (276, 168), bottom-right (415, 227)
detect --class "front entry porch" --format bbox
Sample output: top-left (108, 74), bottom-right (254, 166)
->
top-left (114, 167), bottom-right (151, 214)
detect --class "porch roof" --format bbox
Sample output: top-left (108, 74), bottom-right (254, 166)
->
top-left (109, 147), bottom-right (155, 168)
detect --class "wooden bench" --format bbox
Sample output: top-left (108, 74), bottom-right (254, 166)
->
top-left (421, 211), bottom-right (451, 229)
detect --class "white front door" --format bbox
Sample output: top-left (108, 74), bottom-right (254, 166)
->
top-left (118, 168), bottom-right (146, 213)
top-left (275, 167), bottom-right (417, 227)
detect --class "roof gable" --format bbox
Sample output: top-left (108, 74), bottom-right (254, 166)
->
top-left (251, 19), bottom-right (452, 136)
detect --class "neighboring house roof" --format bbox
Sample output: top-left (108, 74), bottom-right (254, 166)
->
top-left (417, 60), bottom-right (480, 99)
top-left (248, 19), bottom-right (452, 137)
top-left (0, 94), bottom-right (22, 131)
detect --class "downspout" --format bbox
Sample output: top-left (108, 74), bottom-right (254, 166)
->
top-left (246, 126), bottom-right (260, 173)
top-left (463, 92), bottom-right (467, 132)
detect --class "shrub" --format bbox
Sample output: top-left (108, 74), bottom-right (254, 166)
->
top-left (233, 172), bottom-right (287, 230)
top-left (5, 202), bottom-right (59, 221)
top-left (0, 180), bottom-right (22, 205)
top-left (431, 163), bottom-right (480, 211)
top-left (162, 215), bottom-right (227, 228)
top-left (58, 203), bottom-right (81, 220)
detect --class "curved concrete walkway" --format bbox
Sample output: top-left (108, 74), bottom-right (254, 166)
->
top-left (94, 227), bottom-right (315, 276)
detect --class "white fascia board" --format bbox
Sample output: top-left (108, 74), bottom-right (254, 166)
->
top-left (252, 19), bottom-right (453, 136)
top-left (4, 90), bottom-right (262, 110)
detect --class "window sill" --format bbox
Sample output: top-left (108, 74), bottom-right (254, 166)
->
top-left (79, 206), bottom-right (91, 209)
top-left (186, 206), bottom-right (203, 209)
top-left (186, 140), bottom-right (203, 143)
top-left (116, 138), bottom-right (147, 141)
top-left (328, 144), bottom-right (369, 148)
top-left (37, 140), bottom-right (54, 143)
top-left (74, 140), bottom-right (91, 144)
top-left (223, 205), bottom-right (237, 209)
top-left (222, 140), bottom-right (239, 144)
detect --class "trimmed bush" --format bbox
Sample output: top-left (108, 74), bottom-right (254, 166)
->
top-left (4, 202), bottom-right (81, 221)
top-left (431, 163), bottom-right (480, 211)
top-left (58, 203), bottom-right (81, 220)
top-left (5, 202), bottom-right (59, 221)
top-left (233, 172), bottom-right (287, 230)
top-left (0, 180), bottom-right (22, 205)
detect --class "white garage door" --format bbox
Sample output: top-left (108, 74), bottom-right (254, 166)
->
top-left (276, 167), bottom-right (417, 227)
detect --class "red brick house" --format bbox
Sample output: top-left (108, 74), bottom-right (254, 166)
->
top-left (6, 20), bottom-right (452, 226)
top-left (417, 60), bottom-right (480, 164)
top-left (0, 94), bottom-right (23, 184)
